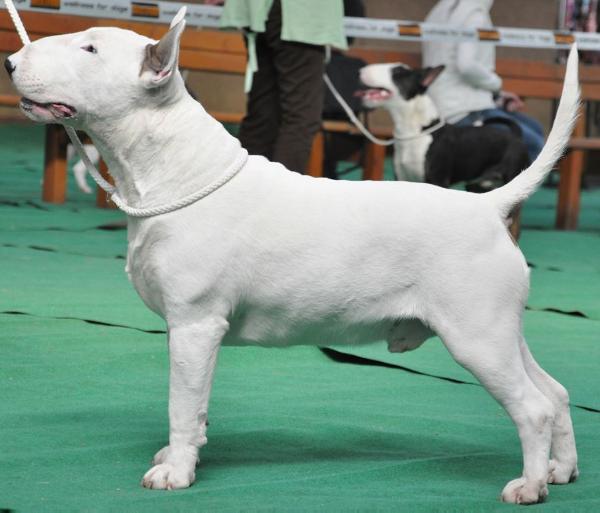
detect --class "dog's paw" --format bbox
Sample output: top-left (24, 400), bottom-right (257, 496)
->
top-left (151, 444), bottom-right (199, 466)
top-left (548, 459), bottom-right (579, 484)
top-left (142, 445), bottom-right (199, 490)
top-left (141, 463), bottom-right (195, 490)
top-left (501, 477), bottom-right (548, 505)
top-left (151, 445), bottom-right (171, 466)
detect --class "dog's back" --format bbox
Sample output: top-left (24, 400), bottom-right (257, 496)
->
top-left (425, 121), bottom-right (530, 189)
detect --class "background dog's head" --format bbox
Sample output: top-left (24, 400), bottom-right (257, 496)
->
top-left (5, 8), bottom-right (187, 128)
top-left (358, 63), bottom-right (445, 110)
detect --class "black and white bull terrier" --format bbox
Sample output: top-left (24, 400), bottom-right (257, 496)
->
top-left (358, 63), bottom-right (530, 192)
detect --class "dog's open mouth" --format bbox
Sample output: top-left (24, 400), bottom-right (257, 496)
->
top-left (20, 98), bottom-right (77, 119)
top-left (354, 88), bottom-right (392, 102)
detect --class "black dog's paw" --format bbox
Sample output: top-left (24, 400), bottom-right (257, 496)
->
top-left (466, 175), bottom-right (503, 193)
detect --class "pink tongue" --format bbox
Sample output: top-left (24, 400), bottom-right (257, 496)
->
top-left (356, 89), bottom-right (390, 100)
top-left (51, 103), bottom-right (73, 116)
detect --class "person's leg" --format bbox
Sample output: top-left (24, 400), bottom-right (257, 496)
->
top-left (480, 107), bottom-right (512, 123)
top-left (518, 122), bottom-right (545, 162)
top-left (238, 33), bottom-right (280, 159)
top-left (272, 42), bottom-right (325, 173)
top-left (453, 110), bottom-right (484, 127)
top-left (478, 109), bottom-right (545, 162)
top-left (267, 1), bottom-right (325, 173)
top-left (507, 112), bottom-right (545, 161)
top-left (510, 110), bottom-right (545, 137)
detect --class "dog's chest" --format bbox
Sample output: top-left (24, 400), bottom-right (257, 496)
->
top-left (125, 245), bottom-right (166, 317)
top-left (124, 221), bottom-right (179, 317)
top-left (393, 136), bottom-right (432, 182)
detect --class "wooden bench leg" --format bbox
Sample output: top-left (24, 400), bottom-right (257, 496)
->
top-left (42, 124), bottom-right (68, 203)
top-left (362, 142), bottom-right (386, 181)
top-left (556, 108), bottom-right (585, 230)
top-left (556, 149), bottom-right (584, 230)
top-left (96, 159), bottom-right (116, 209)
top-left (509, 206), bottom-right (522, 242)
top-left (306, 131), bottom-right (324, 177)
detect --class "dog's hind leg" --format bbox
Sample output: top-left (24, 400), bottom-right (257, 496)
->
top-left (518, 337), bottom-right (578, 484)
top-left (142, 318), bottom-right (226, 490)
top-left (439, 316), bottom-right (555, 504)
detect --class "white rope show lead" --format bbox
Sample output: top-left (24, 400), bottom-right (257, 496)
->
top-left (64, 126), bottom-right (116, 193)
top-left (110, 150), bottom-right (248, 217)
top-left (3, 0), bottom-right (247, 218)
top-left (323, 73), bottom-right (393, 146)
top-left (323, 72), bottom-right (445, 145)
top-left (3, 0), bottom-right (29, 44)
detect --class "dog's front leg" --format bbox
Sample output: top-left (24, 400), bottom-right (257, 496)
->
top-left (142, 320), bottom-right (226, 490)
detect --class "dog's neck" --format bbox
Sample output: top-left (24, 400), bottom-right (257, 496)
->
top-left (387, 94), bottom-right (439, 181)
top-left (84, 84), bottom-right (244, 210)
top-left (388, 94), bottom-right (439, 140)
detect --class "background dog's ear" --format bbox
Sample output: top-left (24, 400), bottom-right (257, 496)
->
top-left (420, 65), bottom-right (445, 89)
top-left (140, 6), bottom-right (186, 88)
top-left (392, 64), bottom-right (445, 100)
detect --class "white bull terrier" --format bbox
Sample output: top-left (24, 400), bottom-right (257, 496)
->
top-left (6, 8), bottom-right (580, 504)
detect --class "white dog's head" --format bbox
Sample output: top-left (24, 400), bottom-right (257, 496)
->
top-left (358, 63), bottom-right (444, 110)
top-left (5, 8), bottom-right (187, 128)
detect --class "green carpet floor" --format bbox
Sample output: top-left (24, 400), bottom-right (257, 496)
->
top-left (1, 123), bottom-right (599, 512)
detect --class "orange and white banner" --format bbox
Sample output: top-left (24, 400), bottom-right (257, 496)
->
top-left (5, 0), bottom-right (600, 50)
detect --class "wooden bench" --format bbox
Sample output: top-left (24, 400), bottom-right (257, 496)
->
top-left (2, 11), bottom-right (600, 229)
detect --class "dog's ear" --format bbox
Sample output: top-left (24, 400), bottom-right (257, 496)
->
top-left (419, 65), bottom-right (445, 89)
top-left (394, 65), bottom-right (445, 99)
top-left (140, 6), bottom-right (186, 88)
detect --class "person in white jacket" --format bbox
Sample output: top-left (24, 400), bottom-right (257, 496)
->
top-left (422, 0), bottom-right (544, 161)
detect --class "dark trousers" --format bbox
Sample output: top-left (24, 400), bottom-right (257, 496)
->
top-left (238, 0), bottom-right (325, 174)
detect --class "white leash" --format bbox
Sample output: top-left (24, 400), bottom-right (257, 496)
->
top-left (3, 0), bottom-right (29, 44)
top-left (3, 0), bottom-right (246, 217)
top-left (110, 150), bottom-right (248, 216)
top-left (323, 72), bottom-right (446, 145)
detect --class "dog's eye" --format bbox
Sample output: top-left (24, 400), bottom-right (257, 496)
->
top-left (81, 44), bottom-right (97, 54)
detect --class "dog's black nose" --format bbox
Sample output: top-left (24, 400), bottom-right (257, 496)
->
top-left (4, 58), bottom-right (15, 78)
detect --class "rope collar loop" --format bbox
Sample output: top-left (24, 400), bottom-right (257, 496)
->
top-left (111, 150), bottom-right (248, 218)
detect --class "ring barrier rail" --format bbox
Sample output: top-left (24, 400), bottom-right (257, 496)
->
top-left (6, 0), bottom-right (600, 50)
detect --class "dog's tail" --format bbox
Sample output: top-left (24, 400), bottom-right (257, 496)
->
top-left (485, 45), bottom-right (580, 218)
